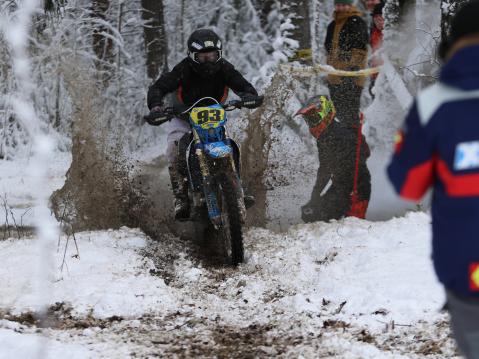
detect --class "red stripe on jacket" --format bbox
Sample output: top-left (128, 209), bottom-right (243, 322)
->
top-left (220, 86), bottom-right (229, 103)
top-left (177, 85), bottom-right (183, 103)
top-left (437, 159), bottom-right (479, 197)
top-left (399, 157), bottom-right (435, 201)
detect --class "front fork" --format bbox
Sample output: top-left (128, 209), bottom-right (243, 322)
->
top-left (226, 154), bottom-right (247, 224)
top-left (193, 131), bottom-right (246, 227)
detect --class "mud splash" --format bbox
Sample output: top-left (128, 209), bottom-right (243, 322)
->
top-left (241, 70), bottom-right (296, 228)
top-left (50, 63), bottom-right (139, 232)
top-left (49, 63), bottom-right (174, 236)
top-left (50, 65), bottom-right (303, 237)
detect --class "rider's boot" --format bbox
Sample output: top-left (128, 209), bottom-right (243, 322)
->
top-left (243, 186), bottom-right (255, 209)
top-left (244, 194), bottom-right (255, 209)
top-left (168, 164), bottom-right (190, 221)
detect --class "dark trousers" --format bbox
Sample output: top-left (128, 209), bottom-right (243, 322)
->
top-left (446, 290), bottom-right (479, 359)
top-left (328, 81), bottom-right (363, 127)
top-left (302, 126), bottom-right (370, 222)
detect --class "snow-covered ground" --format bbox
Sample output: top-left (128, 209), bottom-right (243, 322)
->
top-left (0, 152), bottom-right (71, 227)
top-left (0, 154), bottom-right (459, 358)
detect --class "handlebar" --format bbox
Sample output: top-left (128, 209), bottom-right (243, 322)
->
top-left (143, 95), bottom-right (264, 126)
top-left (143, 108), bottom-right (176, 126)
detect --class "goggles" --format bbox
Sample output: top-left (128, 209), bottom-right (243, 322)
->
top-left (190, 50), bottom-right (221, 64)
top-left (317, 95), bottom-right (335, 121)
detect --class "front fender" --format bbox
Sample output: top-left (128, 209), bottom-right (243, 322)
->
top-left (204, 142), bottom-right (232, 159)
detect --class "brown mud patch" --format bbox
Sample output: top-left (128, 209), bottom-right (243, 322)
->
top-left (0, 302), bottom-right (123, 330)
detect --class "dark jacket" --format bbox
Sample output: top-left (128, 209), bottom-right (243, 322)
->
top-left (324, 6), bottom-right (369, 87)
top-left (147, 58), bottom-right (258, 109)
top-left (388, 45), bottom-right (479, 297)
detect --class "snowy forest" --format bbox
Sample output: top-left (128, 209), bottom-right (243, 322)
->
top-left (0, 0), bottom-right (475, 358)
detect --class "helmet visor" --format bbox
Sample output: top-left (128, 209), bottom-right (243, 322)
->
top-left (194, 50), bottom-right (221, 63)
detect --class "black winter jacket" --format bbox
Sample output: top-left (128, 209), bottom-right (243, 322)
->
top-left (324, 14), bottom-right (368, 62)
top-left (147, 58), bottom-right (258, 109)
top-left (324, 7), bottom-right (368, 86)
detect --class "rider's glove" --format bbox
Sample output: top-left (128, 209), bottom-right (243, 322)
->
top-left (145, 104), bottom-right (166, 126)
top-left (145, 117), bottom-right (160, 126)
top-left (241, 94), bottom-right (263, 109)
top-left (150, 104), bottom-right (164, 113)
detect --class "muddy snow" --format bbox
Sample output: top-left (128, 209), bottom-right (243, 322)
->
top-left (0, 206), bottom-right (459, 358)
top-left (0, 147), bottom-right (459, 359)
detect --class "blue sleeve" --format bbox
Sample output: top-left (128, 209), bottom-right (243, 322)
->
top-left (387, 101), bottom-right (435, 201)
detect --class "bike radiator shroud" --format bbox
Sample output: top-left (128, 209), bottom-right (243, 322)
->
top-left (182, 134), bottom-right (241, 193)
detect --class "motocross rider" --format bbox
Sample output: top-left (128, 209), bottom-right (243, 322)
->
top-left (146, 29), bottom-right (263, 220)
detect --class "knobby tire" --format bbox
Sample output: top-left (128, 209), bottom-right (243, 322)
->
top-left (218, 175), bottom-right (244, 266)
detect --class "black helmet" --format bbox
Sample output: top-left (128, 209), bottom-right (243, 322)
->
top-left (187, 29), bottom-right (223, 77)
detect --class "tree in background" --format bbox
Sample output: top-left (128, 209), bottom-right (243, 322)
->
top-left (44, 0), bottom-right (66, 13)
top-left (91, 0), bottom-right (113, 66)
top-left (252, 0), bottom-right (276, 31)
top-left (385, 0), bottom-right (416, 25)
top-left (384, 0), bottom-right (416, 63)
top-left (441, 0), bottom-right (469, 44)
top-left (141, 0), bottom-right (168, 80)
top-left (282, 0), bottom-right (312, 65)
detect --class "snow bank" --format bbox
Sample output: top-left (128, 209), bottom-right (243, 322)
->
top-left (0, 210), bottom-right (454, 357)
top-left (0, 227), bottom-right (176, 318)
top-left (232, 212), bottom-right (444, 332)
top-left (288, 212), bottom-right (443, 326)
top-left (0, 152), bottom-right (71, 226)
top-left (0, 326), bottom-right (90, 359)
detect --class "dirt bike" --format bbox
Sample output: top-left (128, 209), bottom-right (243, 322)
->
top-left (144, 96), bottom-right (263, 266)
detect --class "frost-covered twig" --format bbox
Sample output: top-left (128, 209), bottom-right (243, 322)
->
top-left (401, 66), bottom-right (438, 81)
top-left (72, 232), bottom-right (80, 259)
top-left (20, 207), bottom-right (31, 228)
top-left (0, 194), bottom-right (23, 239)
top-left (1, 194), bottom-right (11, 240)
top-left (9, 207), bottom-right (21, 239)
top-left (335, 301), bottom-right (347, 314)
top-left (60, 234), bottom-right (70, 273)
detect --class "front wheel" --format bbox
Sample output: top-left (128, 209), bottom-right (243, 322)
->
top-left (217, 174), bottom-right (244, 266)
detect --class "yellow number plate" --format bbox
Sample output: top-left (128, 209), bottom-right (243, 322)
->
top-left (190, 107), bottom-right (225, 128)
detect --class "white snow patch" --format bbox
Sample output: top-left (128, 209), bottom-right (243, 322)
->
top-left (0, 327), bottom-right (90, 359)
top-left (290, 212), bottom-right (443, 327)
top-left (0, 152), bottom-right (71, 226)
top-left (0, 227), bottom-right (177, 318)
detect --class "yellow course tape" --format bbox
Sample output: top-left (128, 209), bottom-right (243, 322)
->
top-left (281, 63), bottom-right (381, 77)
top-left (289, 48), bottom-right (313, 62)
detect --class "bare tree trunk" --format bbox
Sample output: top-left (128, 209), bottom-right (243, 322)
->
top-left (54, 74), bottom-right (61, 129)
top-left (282, 0), bottom-right (312, 65)
top-left (91, 0), bottom-right (113, 65)
top-left (385, 0), bottom-right (416, 32)
top-left (141, 0), bottom-right (168, 80)
top-left (252, 0), bottom-right (277, 31)
top-left (384, 0), bottom-right (416, 65)
top-left (180, 0), bottom-right (185, 53)
top-left (44, 0), bottom-right (65, 13)
top-left (441, 0), bottom-right (468, 43)
top-left (399, 0), bottom-right (415, 24)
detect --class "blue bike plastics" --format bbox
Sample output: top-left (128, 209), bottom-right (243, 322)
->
top-left (189, 102), bottom-right (234, 223)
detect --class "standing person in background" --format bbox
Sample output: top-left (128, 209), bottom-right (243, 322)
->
top-left (388, 2), bottom-right (479, 357)
top-left (322, 0), bottom-right (371, 219)
top-left (364, 0), bottom-right (385, 94)
top-left (297, 95), bottom-right (371, 222)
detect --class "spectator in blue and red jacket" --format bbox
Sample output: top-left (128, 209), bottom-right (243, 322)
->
top-left (387, 2), bottom-right (479, 357)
